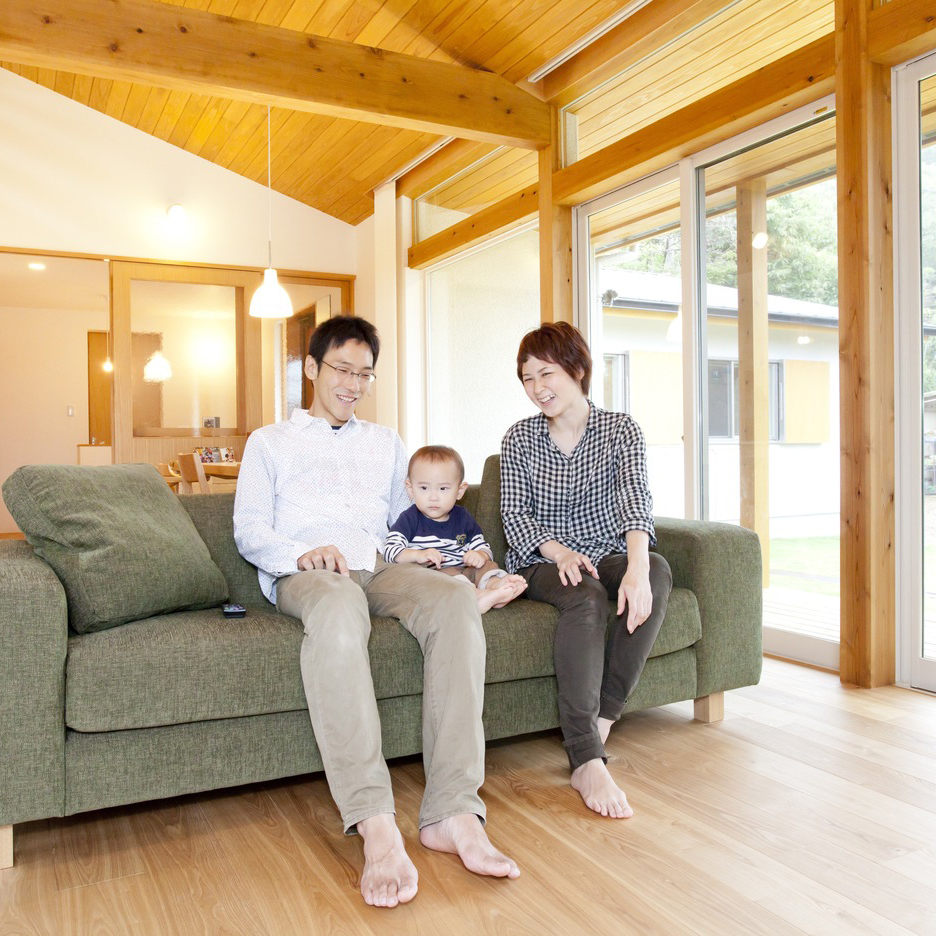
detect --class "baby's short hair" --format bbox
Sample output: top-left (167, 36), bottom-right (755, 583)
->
top-left (407, 445), bottom-right (466, 484)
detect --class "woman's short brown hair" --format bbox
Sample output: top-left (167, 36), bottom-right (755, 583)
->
top-left (516, 322), bottom-right (592, 395)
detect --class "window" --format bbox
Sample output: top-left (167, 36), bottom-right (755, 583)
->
top-left (708, 360), bottom-right (783, 441)
top-left (603, 353), bottom-right (630, 413)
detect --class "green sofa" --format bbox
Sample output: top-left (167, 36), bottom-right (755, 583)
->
top-left (0, 456), bottom-right (762, 867)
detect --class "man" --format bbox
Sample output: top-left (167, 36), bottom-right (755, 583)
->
top-left (233, 315), bottom-right (519, 908)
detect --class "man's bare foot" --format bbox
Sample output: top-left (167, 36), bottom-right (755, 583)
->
top-left (570, 759), bottom-right (634, 819)
top-left (419, 814), bottom-right (520, 879)
top-left (357, 814), bottom-right (419, 908)
top-left (598, 716), bottom-right (614, 745)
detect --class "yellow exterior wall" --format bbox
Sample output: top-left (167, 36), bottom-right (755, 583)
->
top-left (783, 358), bottom-right (830, 443)
top-left (628, 350), bottom-right (683, 445)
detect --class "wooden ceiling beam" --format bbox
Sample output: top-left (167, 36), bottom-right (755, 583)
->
top-left (407, 183), bottom-right (538, 270)
top-left (0, 0), bottom-right (551, 148)
top-left (542, 0), bottom-right (733, 108)
top-left (867, 0), bottom-right (936, 67)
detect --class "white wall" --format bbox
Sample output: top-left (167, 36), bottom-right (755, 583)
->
top-left (0, 305), bottom-right (109, 531)
top-left (0, 69), bottom-right (358, 273)
top-left (0, 69), bottom-right (367, 531)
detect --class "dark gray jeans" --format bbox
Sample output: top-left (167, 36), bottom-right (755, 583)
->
top-left (519, 552), bottom-right (672, 770)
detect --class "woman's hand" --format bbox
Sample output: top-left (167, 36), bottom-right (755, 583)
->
top-left (618, 565), bottom-right (652, 633)
top-left (554, 548), bottom-right (600, 587)
top-left (617, 531), bottom-right (653, 632)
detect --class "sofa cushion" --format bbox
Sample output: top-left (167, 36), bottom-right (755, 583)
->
top-left (2, 463), bottom-right (228, 633)
top-left (65, 608), bottom-right (428, 732)
top-left (178, 493), bottom-right (269, 609)
top-left (65, 585), bottom-right (701, 732)
top-left (483, 587), bottom-right (700, 682)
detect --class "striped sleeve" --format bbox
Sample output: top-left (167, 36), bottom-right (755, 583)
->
top-left (383, 505), bottom-right (416, 564)
top-left (463, 511), bottom-right (493, 557)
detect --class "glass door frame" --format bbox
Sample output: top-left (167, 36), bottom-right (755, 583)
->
top-left (894, 51), bottom-right (936, 692)
top-left (573, 93), bottom-right (840, 669)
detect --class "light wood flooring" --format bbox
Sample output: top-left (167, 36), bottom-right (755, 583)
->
top-left (2, 658), bottom-right (935, 936)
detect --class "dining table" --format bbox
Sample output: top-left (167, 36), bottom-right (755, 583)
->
top-left (201, 462), bottom-right (240, 480)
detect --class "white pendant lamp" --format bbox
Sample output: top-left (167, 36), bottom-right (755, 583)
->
top-left (250, 105), bottom-right (294, 319)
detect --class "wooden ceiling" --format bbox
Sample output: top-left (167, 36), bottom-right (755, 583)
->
top-left (413, 0), bottom-right (835, 232)
top-left (0, 0), bottom-right (629, 225)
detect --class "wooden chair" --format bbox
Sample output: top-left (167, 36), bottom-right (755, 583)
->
top-left (176, 453), bottom-right (211, 494)
top-left (156, 463), bottom-right (181, 492)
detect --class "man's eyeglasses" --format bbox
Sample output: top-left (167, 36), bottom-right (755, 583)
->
top-left (320, 359), bottom-right (377, 386)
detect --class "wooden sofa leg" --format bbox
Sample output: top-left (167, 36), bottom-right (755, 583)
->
top-left (0, 825), bottom-right (12, 870)
top-left (694, 692), bottom-right (725, 723)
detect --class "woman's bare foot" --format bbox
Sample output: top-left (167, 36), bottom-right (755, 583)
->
top-left (597, 716), bottom-right (614, 745)
top-left (570, 759), bottom-right (634, 819)
top-left (419, 814), bottom-right (520, 879)
top-left (357, 814), bottom-right (419, 908)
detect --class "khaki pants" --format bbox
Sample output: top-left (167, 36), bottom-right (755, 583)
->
top-left (276, 556), bottom-right (487, 833)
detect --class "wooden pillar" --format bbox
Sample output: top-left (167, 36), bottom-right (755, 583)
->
top-left (736, 179), bottom-right (770, 587)
top-left (835, 0), bottom-right (895, 687)
top-left (539, 106), bottom-right (573, 324)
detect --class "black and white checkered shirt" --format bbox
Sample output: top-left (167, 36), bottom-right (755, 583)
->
top-left (500, 403), bottom-right (656, 574)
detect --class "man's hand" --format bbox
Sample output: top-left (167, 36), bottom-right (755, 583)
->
top-left (462, 549), bottom-right (489, 569)
top-left (297, 545), bottom-right (349, 576)
top-left (396, 547), bottom-right (444, 569)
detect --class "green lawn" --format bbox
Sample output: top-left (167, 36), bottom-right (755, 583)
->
top-left (769, 536), bottom-right (839, 596)
top-left (770, 533), bottom-right (936, 602)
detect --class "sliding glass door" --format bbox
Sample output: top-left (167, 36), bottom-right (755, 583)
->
top-left (577, 98), bottom-right (840, 669)
top-left (577, 168), bottom-right (687, 520)
top-left (895, 53), bottom-right (936, 692)
top-left (696, 113), bottom-right (840, 669)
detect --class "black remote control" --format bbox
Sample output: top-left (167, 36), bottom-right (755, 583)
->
top-left (221, 604), bottom-right (247, 618)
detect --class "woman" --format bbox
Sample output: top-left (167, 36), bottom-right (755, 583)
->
top-left (500, 322), bottom-right (672, 818)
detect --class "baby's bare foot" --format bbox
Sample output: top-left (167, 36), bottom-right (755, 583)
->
top-left (570, 759), bottom-right (633, 819)
top-left (357, 814), bottom-right (419, 908)
top-left (420, 814), bottom-right (520, 878)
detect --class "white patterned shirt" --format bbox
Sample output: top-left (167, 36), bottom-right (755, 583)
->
top-left (233, 408), bottom-right (410, 602)
top-left (500, 403), bottom-right (656, 574)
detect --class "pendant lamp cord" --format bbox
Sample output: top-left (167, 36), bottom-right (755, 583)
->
top-left (266, 104), bottom-right (273, 270)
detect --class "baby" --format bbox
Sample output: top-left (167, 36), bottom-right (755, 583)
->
top-left (384, 445), bottom-right (527, 613)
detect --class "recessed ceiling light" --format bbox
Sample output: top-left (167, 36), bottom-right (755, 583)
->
top-left (28, 262), bottom-right (46, 271)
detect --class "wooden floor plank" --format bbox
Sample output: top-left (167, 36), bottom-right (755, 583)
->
top-left (611, 728), bottom-right (936, 933)
top-left (197, 782), bottom-right (375, 935)
top-left (52, 809), bottom-right (145, 892)
top-left (475, 740), bottom-right (808, 936)
top-left (2, 660), bottom-right (935, 935)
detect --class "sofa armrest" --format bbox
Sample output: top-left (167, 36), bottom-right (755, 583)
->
top-left (0, 541), bottom-right (68, 825)
top-left (653, 518), bottom-right (763, 698)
